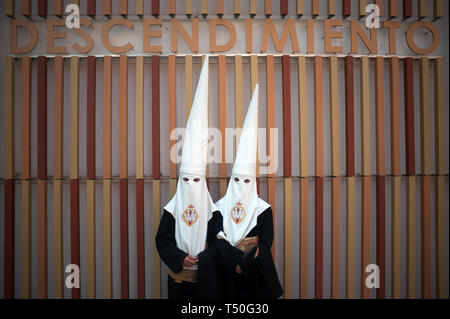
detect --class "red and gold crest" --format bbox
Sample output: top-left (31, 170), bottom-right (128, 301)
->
top-left (230, 202), bottom-right (246, 224)
top-left (183, 204), bottom-right (199, 226)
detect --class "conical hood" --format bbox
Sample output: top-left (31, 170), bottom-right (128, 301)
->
top-left (180, 56), bottom-right (209, 176)
top-left (232, 84), bottom-right (259, 177)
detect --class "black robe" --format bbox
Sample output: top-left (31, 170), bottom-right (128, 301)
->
top-left (155, 209), bottom-right (222, 299)
top-left (215, 207), bottom-right (283, 299)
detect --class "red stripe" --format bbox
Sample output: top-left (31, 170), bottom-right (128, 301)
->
top-left (152, 0), bottom-right (160, 16)
top-left (280, 0), bottom-right (288, 16)
top-left (403, 0), bottom-right (412, 19)
top-left (87, 0), bottom-right (96, 17)
top-left (282, 55), bottom-right (292, 177)
top-left (87, 56), bottom-right (96, 180)
top-left (315, 177), bottom-right (323, 299)
top-left (376, 176), bottom-right (386, 298)
top-left (38, 0), bottom-right (47, 17)
top-left (152, 56), bottom-right (161, 179)
top-left (120, 179), bottom-right (129, 299)
top-left (345, 56), bottom-right (355, 177)
top-left (4, 180), bottom-right (15, 299)
top-left (136, 179), bottom-right (145, 298)
top-left (404, 58), bottom-right (415, 175)
top-left (37, 57), bottom-right (47, 179)
top-left (70, 179), bottom-right (80, 299)
top-left (342, 0), bottom-right (351, 17)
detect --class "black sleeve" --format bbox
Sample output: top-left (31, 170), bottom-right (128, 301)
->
top-left (206, 211), bottom-right (222, 247)
top-left (213, 213), bottom-right (244, 272)
top-left (155, 210), bottom-right (188, 273)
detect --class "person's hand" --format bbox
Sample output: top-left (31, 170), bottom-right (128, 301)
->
top-left (235, 265), bottom-right (242, 274)
top-left (182, 255), bottom-right (198, 268)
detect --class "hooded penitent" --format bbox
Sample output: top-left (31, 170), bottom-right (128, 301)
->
top-left (216, 84), bottom-right (270, 246)
top-left (164, 56), bottom-right (217, 268)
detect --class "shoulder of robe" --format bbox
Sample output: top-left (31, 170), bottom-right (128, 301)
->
top-left (214, 197), bottom-right (226, 216)
top-left (257, 198), bottom-right (271, 216)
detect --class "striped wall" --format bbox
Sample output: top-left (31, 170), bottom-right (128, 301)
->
top-left (1, 0), bottom-right (449, 300)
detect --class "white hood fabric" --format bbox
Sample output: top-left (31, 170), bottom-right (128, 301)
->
top-left (164, 56), bottom-right (218, 268)
top-left (216, 85), bottom-right (270, 246)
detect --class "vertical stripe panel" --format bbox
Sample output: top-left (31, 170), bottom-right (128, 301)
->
top-left (284, 178), bottom-right (293, 298)
top-left (136, 0), bottom-right (144, 16)
top-left (312, 0), bottom-right (320, 16)
top-left (201, 0), bottom-right (208, 15)
top-left (282, 56), bottom-right (291, 177)
top-left (315, 177), bottom-right (323, 299)
top-left (53, 179), bottom-right (63, 298)
top-left (233, 0), bottom-right (240, 16)
top-left (314, 56), bottom-right (323, 177)
top-left (185, 0), bottom-right (192, 16)
top-left (168, 55), bottom-right (177, 179)
top-left (419, 58), bottom-right (430, 175)
top-left (389, 0), bottom-right (398, 18)
top-left (120, 55), bottom-right (128, 178)
top-left (4, 180), bottom-right (15, 298)
top-left (346, 177), bottom-right (355, 298)
top-left (420, 176), bottom-right (431, 298)
top-left (120, 179), bottom-right (129, 298)
top-left (329, 56), bottom-right (339, 176)
top-left (235, 55), bottom-right (243, 140)
top-left (152, 56), bottom-right (161, 179)
top-left (345, 56), bottom-right (355, 177)
top-left (360, 56), bottom-right (371, 176)
top-left (250, 0), bottom-right (257, 16)
top-left (37, 57), bottom-right (48, 180)
top-left (38, 0), bottom-right (48, 17)
top-left (87, 56), bottom-right (96, 180)
top-left (218, 55), bottom-right (227, 182)
top-left (434, 58), bottom-right (445, 175)
top-left (103, 56), bottom-right (112, 178)
top-left (120, 0), bottom-right (128, 16)
top-left (375, 57), bottom-right (386, 176)
top-left (374, 0), bottom-right (383, 15)
top-left (37, 180), bottom-right (47, 298)
top-left (342, 0), bottom-right (351, 17)
top-left (21, 57), bottom-right (32, 180)
top-left (391, 176), bottom-right (401, 298)
top-left (361, 176), bottom-right (371, 299)
top-left (70, 57), bottom-right (79, 180)
top-left (217, 0), bottom-right (224, 15)
top-left (298, 57), bottom-right (308, 177)
top-left (406, 176), bottom-right (416, 298)
top-left (22, 0), bottom-right (31, 17)
top-left (136, 179), bottom-right (145, 298)
top-left (266, 0), bottom-right (273, 16)
top-left (297, 0), bottom-right (304, 16)
top-left (153, 179), bottom-right (161, 298)
top-left (331, 177), bottom-right (340, 298)
top-left (403, 0), bottom-right (412, 19)
top-left (4, 57), bottom-right (15, 180)
top-left (185, 55), bottom-right (193, 123)
top-left (86, 180), bottom-right (96, 298)
top-left (70, 179), bottom-right (80, 299)
top-left (168, 0), bottom-right (176, 15)
top-left (376, 176), bottom-right (386, 299)
top-left (251, 55), bottom-right (259, 186)
top-left (54, 56), bottom-right (64, 179)
top-left (87, 0), bottom-right (96, 16)
top-left (280, 0), bottom-right (288, 16)
top-left (103, 179), bottom-right (112, 298)
top-left (328, 0), bottom-right (336, 17)
top-left (435, 176), bottom-right (446, 298)
top-left (152, 0), bottom-right (159, 16)
top-left (358, 0), bottom-right (366, 17)
top-left (103, 0), bottom-right (112, 16)
top-left (5, 0), bottom-right (14, 16)
top-left (136, 56), bottom-right (144, 179)
top-left (433, 0), bottom-right (443, 19)
top-left (390, 58), bottom-right (401, 175)
top-left (404, 58), bottom-right (415, 175)
top-left (299, 178), bottom-right (308, 298)
top-left (21, 180), bottom-right (31, 298)
top-left (418, 0), bottom-right (427, 19)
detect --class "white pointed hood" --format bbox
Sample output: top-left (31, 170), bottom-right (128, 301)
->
top-left (216, 84), bottom-right (270, 246)
top-left (164, 56), bottom-right (218, 266)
